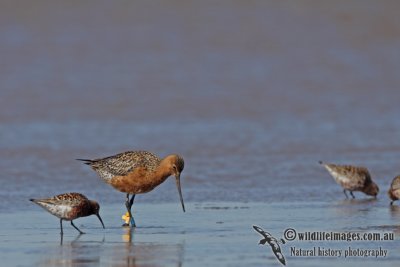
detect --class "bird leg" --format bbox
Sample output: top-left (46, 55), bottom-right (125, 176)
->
top-left (123, 194), bottom-right (131, 227)
top-left (60, 219), bottom-right (64, 235)
top-left (71, 220), bottom-right (85, 234)
top-left (129, 195), bottom-right (136, 227)
top-left (343, 189), bottom-right (349, 199)
top-left (350, 191), bottom-right (355, 199)
top-left (124, 194), bottom-right (136, 227)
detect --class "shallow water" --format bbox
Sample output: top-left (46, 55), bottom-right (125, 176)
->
top-left (1, 0), bottom-right (400, 266)
top-left (2, 202), bottom-right (400, 267)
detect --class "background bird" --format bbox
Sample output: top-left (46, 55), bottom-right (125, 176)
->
top-left (77, 150), bottom-right (185, 227)
top-left (30, 192), bottom-right (105, 234)
top-left (319, 161), bottom-right (379, 198)
top-left (388, 175), bottom-right (400, 205)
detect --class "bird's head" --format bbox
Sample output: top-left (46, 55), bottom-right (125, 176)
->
top-left (89, 200), bottom-right (105, 229)
top-left (165, 154), bottom-right (185, 213)
top-left (364, 182), bottom-right (379, 197)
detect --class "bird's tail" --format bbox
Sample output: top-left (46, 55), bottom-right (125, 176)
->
top-left (29, 198), bottom-right (42, 205)
top-left (76, 159), bottom-right (95, 165)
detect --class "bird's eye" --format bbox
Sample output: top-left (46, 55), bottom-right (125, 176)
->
top-left (173, 165), bottom-right (177, 171)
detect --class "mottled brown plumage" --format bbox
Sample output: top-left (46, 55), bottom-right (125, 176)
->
top-left (30, 192), bottom-right (105, 234)
top-left (319, 161), bottom-right (379, 198)
top-left (388, 176), bottom-right (400, 205)
top-left (77, 151), bottom-right (185, 227)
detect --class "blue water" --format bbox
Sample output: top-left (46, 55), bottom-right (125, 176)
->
top-left (2, 202), bottom-right (400, 267)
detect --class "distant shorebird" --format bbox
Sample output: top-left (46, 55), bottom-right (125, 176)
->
top-left (319, 161), bottom-right (379, 198)
top-left (30, 192), bottom-right (105, 234)
top-left (388, 176), bottom-right (400, 205)
top-left (77, 151), bottom-right (185, 227)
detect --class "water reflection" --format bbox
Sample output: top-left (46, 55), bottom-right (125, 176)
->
top-left (40, 235), bottom-right (105, 266)
top-left (385, 205), bottom-right (400, 235)
top-left (122, 227), bottom-right (134, 243)
top-left (389, 204), bottom-right (400, 219)
top-left (109, 228), bottom-right (184, 267)
top-left (59, 233), bottom-right (85, 245)
top-left (335, 198), bottom-right (378, 206)
top-left (330, 198), bottom-right (378, 224)
top-left (40, 228), bottom-right (184, 267)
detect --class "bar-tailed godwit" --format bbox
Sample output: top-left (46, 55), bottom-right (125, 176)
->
top-left (319, 161), bottom-right (379, 198)
top-left (77, 151), bottom-right (185, 227)
top-left (388, 175), bottom-right (400, 205)
top-left (30, 192), bottom-right (105, 234)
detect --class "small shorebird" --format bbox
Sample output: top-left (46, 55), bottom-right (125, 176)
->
top-left (388, 176), bottom-right (400, 205)
top-left (30, 192), bottom-right (105, 234)
top-left (319, 161), bottom-right (379, 198)
top-left (77, 151), bottom-right (185, 227)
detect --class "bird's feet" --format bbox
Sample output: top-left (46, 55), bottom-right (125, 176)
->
top-left (122, 223), bottom-right (136, 227)
top-left (122, 212), bottom-right (136, 227)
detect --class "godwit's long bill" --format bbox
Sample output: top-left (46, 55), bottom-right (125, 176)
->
top-left (30, 192), bottom-right (105, 234)
top-left (77, 151), bottom-right (185, 227)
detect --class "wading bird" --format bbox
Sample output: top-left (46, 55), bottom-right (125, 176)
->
top-left (319, 161), bottom-right (379, 198)
top-left (30, 192), bottom-right (105, 234)
top-left (77, 151), bottom-right (185, 227)
top-left (388, 175), bottom-right (400, 205)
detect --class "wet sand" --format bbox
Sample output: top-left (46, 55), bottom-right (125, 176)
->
top-left (0, 201), bottom-right (399, 267)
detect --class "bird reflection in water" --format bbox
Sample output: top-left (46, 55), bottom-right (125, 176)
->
top-left (111, 227), bottom-right (184, 267)
top-left (122, 226), bottom-right (134, 243)
top-left (42, 228), bottom-right (184, 266)
top-left (389, 205), bottom-right (400, 235)
top-left (59, 232), bottom-right (83, 245)
top-left (42, 234), bottom-right (105, 266)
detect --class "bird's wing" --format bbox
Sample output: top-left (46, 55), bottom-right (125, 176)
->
top-left (322, 163), bottom-right (369, 188)
top-left (33, 193), bottom-right (88, 207)
top-left (391, 176), bottom-right (400, 190)
top-left (362, 168), bottom-right (374, 186)
top-left (253, 225), bottom-right (272, 239)
top-left (271, 246), bottom-right (286, 265)
top-left (266, 239), bottom-right (286, 265)
top-left (88, 151), bottom-right (160, 176)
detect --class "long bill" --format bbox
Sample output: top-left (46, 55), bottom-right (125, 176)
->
top-left (96, 213), bottom-right (105, 229)
top-left (175, 174), bottom-right (185, 212)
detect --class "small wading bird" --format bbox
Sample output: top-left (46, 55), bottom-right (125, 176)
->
top-left (30, 192), bottom-right (105, 234)
top-left (388, 175), bottom-right (400, 205)
top-left (319, 161), bottom-right (379, 198)
top-left (253, 225), bottom-right (286, 266)
top-left (77, 151), bottom-right (185, 227)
